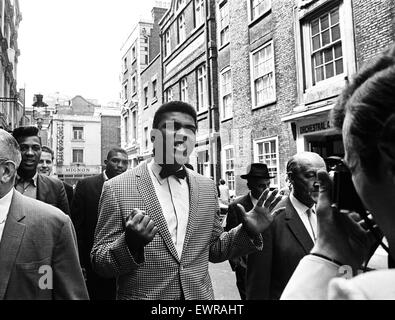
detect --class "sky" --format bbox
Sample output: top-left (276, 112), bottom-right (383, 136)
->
top-left (17, 0), bottom-right (164, 107)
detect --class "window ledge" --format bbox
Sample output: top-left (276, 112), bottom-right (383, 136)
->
top-left (252, 98), bottom-right (277, 110)
top-left (71, 139), bottom-right (85, 142)
top-left (221, 115), bottom-right (233, 123)
top-left (218, 42), bottom-right (230, 52)
top-left (248, 8), bottom-right (272, 28)
top-left (197, 108), bottom-right (209, 116)
top-left (151, 97), bottom-right (158, 104)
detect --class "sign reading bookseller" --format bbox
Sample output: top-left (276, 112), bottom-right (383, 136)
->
top-left (299, 121), bottom-right (331, 134)
top-left (57, 165), bottom-right (102, 175)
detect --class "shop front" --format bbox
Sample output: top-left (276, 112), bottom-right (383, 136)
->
top-left (56, 165), bottom-right (102, 187)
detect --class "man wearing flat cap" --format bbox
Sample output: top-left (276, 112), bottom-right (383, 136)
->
top-left (224, 163), bottom-right (275, 300)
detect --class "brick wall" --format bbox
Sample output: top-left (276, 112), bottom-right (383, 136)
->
top-left (101, 115), bottom-right (121, 165)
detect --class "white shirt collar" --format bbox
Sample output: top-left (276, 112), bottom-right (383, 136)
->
top-left (289, 192), bottom-right (315, 216)
top-left (102, 170), bottom-right (109, 181)
top-left (249, 192), bottom-right (259, 207)
top-left (0, 188), bottom-right (14, 224)
top-left (148, 160), bottom-right (185, 185)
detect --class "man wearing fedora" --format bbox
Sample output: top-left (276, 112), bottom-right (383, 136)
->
top-left (245, 151), bottom-right (327, 299)
top-left (224, 163), bottom-right (275, 300)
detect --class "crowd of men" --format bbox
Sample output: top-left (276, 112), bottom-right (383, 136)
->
top-left (0, 44), bottom-right (394, 300)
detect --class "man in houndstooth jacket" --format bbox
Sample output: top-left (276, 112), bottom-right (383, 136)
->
top-left (91, 101), bottom-right (283, 300)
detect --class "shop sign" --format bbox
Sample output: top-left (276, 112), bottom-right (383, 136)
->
top-left (300, 121), bottom-right (331, 134)
top-left (56, 165), bottom-right (102, 175)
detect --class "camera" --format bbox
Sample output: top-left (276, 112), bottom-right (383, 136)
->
top-left (326, 157), bottom-right (366, 216)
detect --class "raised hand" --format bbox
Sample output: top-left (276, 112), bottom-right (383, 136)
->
top-left (125, 208), bottom-right (158, 254)
top-left (312, 170), bottom-right (378, 269)
top-left (236, 189), bottom-right (284, 238)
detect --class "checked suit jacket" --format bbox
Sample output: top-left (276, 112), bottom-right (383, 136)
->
top-left (91, 161), bottom-right (262, 300)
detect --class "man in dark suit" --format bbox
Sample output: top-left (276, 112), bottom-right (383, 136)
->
top-left (246, 151), bottom-right (327, 299)
top-left (224, 163), bottom-right (275, 300)
top-left (0, 129), bottom-right (88, 299)
top-left (12, 126), bottom-right (70, 215)
top-left (37, 145), bottom-right (74, 212)
top-left (71, 147), bottom-right (128, 300)
top-left (91, 101), bottom-right (282, 300)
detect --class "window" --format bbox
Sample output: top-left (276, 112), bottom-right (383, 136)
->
top-left (164, 29), bottom-right (171, 57)
top-left (132, 75), bottom-right (137, 94)
top-left (178, 12), bottom-right (186, 44)
top-left (143, 87), bottom-right (148, 106)
top-left (224, 146), bottom-right (235, 191)
top-left (254, 137), bottom-right (279, 187)
top-left (152, 80), bottom-right (157, 98)
top-left (195, 0), bottom-right (205, 27)
top-left (124, 115), bottom-right (129, 144)
top-left (197, 150), bottom-right (210, 177)
top-left (132, 110), bottom-right (137, 142)
top-left (72, 149), bottom-right (84, 164)
top-left (72, 126), bottom-right (83, 140)
top-left (250, 0), bottom-right (271, 21)
top-left (144, 126), bottom-right (149, 150)
top-left (180, 78), bottom-right (188, 102)
top-left (197, 64), bottom-right (207, 112)
top-left (310, 7), bottom-right (343, 85)
top-left (251, 41), bottom-right (276, 107)
top-left (164, 88), bottom-right (173, 102)
top-left (124, 83), bottom-right (128, 101)
top-left (221, 68), bottom-right (232, 119)
top-left (132, 45), bottom-right (136, 61)
top-left (219, 1), bottom-right (229, 47)
top-left (123, 57), bottom-right (128, 71)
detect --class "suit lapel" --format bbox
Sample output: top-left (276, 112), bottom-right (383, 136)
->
top-left (0, 190), bottom-right (26, 299)
top-left (36, 174), bottom-right (47, 202)
top-left (285, 198), bottom-right (314, 254)
top-left (136, 163), bottom-right (179, 261)
top-left (180, 170), bottom-right (198, 259)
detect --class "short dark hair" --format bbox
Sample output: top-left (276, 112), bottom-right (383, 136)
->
top-left (12, 126), bottom-right (40, 143)
top-left (152, 101), bottom-right (197, 129)
top-left (107, 147), bottom-right (127, 160)
top-left (219, 179), bottom-right (225, 184)
top-left (331, 44), bottom-right (395, 177)
top-left (41, 146), bottom-right (54, 159)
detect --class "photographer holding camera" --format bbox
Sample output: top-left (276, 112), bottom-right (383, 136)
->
top-left (281, 44), bottom-right (395, 300)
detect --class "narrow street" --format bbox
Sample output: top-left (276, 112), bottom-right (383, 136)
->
top-left (209, 261), bottom-right (240, 300)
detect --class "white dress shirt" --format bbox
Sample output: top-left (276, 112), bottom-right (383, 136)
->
top-left (148, 160), bottom-right (189, 259)
top-left (0, 188), bottom-right (14, 242)
top-left (289, 192), bottom-right (317, 242)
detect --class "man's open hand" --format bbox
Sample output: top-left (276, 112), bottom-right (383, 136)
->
top-left (236, 189), bottom-right (284, 238)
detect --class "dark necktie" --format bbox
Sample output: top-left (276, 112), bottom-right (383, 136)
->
top-left (159, 165), bottom-right (187, 180)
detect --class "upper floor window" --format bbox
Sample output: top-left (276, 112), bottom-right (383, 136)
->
top-left (144, 126), bottom-right (149, 150)
top-left (219, 1), bottom-right (229, 47)
top-left (132, 110), bottom-right (137, 141)
top-left (72, 126), bottom-right (84, 140)
top-left (132, 45), bottom-right (136, 61)
top-left (72, 149), bottom-right (84, 164)
top-left (165, 87), bottom-right (173, 102)
top-left (180, 78), bottom-right (188, 102)
top-left (250, 0), bottom-right (271, 22)
top-left (176, 0), bottom-right (186, 11)
top-left (164, 29), bottom-right (171, 57)
top-left (221, 68), bottom-right (232, 119)
top-left (123, 83), bottom-right (128, 101)
top-left (143, 86), bottom-right (148, 106)
top-left (310, 7), bottom-right (343, 85)
top-left (123, 56), bottom-right (128, 71)
top-left (251, 41), bottom-right (276, 108)
top-left (124, 115), bottom-right (129, 144)
top-left (197, 64), bottom-right (207, 112)
top-left (224, 146), bottom-right (235, 192)
top-left (132, 75), bottom-right (137, 94)
top-left (178, 12), bottom-right (186, 44)
top-left (152, 80), bottom-right (157, 98)
top-left (195, 0), bottom-right (205, 27)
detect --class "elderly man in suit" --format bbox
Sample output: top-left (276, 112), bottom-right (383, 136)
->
top-left (246, 151), bottom-right (327, 299)
top-left (0, 129), bottom-right (88, 299)
top-left (12, 126), bottom-right (70, 215)
top-left (71, 147), bottom-right (128, 300)
top-left (91, 101), bottom-right (282, 300)
top-left (37, 145), bottom-right (74, 212)
top-left (224, 163), bottom-right (275, 300)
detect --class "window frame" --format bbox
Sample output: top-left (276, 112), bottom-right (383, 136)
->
top-left (219, 1), bottom-right (230, 47)
top-left (223, 145), bottom-right (235, 193)
top-left (164, 29), bottom-right (171, 57)
top-left (197, 64), bottom-right (208, 112)
top-left (194, 0), bottom-right (205, 28)
top-left (178, 12), bottom-right (186, 44)
top-left (72, 148), bottom-right (84, 164)
top-left (250, 40), bottom-right (276, 109)
top-left (180, 77), bottom-right (188, 102)
top-left (248, 0), bottom-right (271, 23)
top-left (220, 67), bottom-right (233, 120)
top-left (72, 126), bottom-right (84, 141)
top-left (253, 136), bottom-right (280, 188)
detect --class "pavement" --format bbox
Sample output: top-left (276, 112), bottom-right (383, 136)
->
top-left (209, 261), bottom-right (241, 300)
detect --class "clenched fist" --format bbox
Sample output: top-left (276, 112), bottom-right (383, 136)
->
top-left (125, 208), bottom-right (158, 255)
